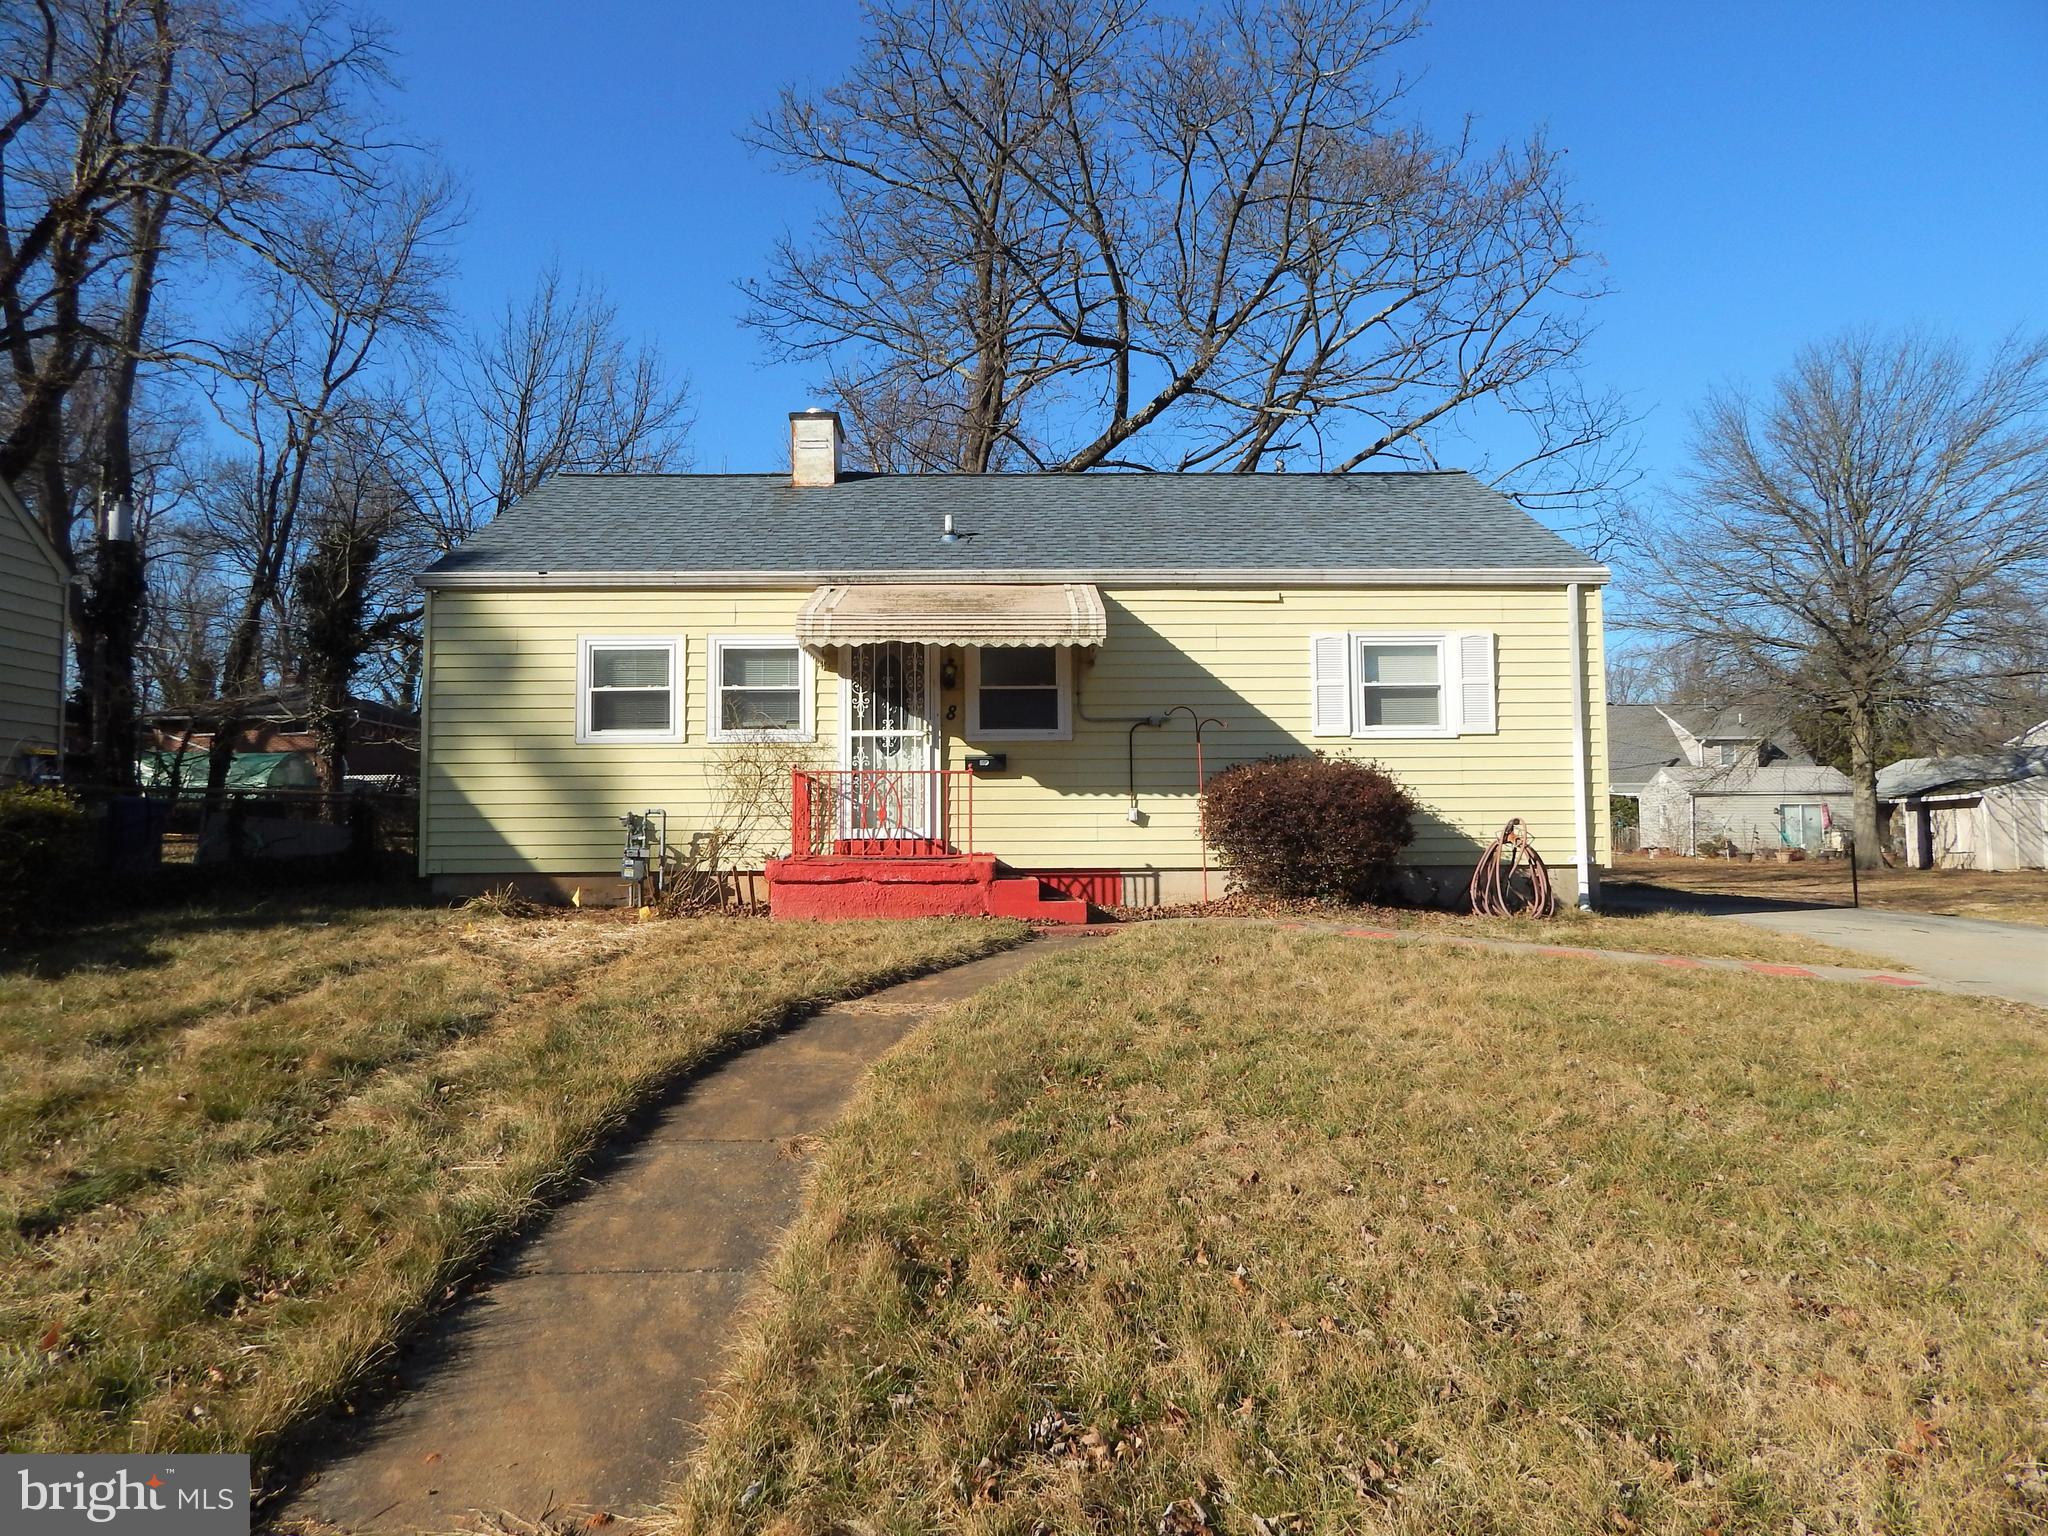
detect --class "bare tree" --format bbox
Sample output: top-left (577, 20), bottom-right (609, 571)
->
top-left (194, 170), bottom-right (453, 796)
top-left (0, 0), bottom-right (391, 524)
top-left (395, 264), bottom-right (694, 555)
top-left (746, 0), bottom-right (1629, 538)
top-left (0, 0), bottom-right (393, 785)
top-left (1637, 329), bottom-right (2048, 867)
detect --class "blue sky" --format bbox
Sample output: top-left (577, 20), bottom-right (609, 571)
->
top-left (381, 0), bottom-right (2048, 501)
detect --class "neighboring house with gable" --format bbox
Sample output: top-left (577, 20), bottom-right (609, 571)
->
top-left (1615, 702), bottom-right (1851, 855)
top-left (414, 408), bottom-right (1613, 917)
top-left (1, 478), bottom-right (67, 786)
top-left (1880, 736), bottom-right (2048, 871)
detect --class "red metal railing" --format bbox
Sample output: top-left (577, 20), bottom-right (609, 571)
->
top-left (790, 768), bottom-right (976, 858)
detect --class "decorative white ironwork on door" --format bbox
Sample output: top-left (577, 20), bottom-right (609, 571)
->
top-left (841, 642), bottom-right (936, 841)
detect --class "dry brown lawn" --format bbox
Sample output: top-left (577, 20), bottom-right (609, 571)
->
top-left (1392, 904), bottom-right (1896, 967)
top-left (661, 923), bottom-right (2048, 1535)
top-left (1127, 899), bottom-right (1897, 968)
top-left (1609, 853), bottom-right (2048, 926)
top-left (0, 890), bottom-right (1023, 1465)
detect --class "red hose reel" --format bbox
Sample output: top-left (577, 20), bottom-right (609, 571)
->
top-left (1469, 817), bottom-right (1558, 918)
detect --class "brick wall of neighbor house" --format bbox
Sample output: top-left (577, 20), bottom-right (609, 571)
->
top-left (0, 493), bottom-right (67, 783)
top-left (420, 582), bottom-right (1609, 902)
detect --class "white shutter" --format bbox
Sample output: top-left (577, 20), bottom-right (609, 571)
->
top-left (1455, 630), bottom-right (1496, 734)
top-left (1309, 633), bottom-right (1352, 737)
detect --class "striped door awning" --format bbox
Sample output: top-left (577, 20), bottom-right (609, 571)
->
top-left (795, 583), bottom-right (1108, 648)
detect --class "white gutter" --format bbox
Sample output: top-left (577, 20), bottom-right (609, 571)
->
top-left (1568, 581), bottom-right (1594, 908)
top-left (420, 564), bottom-right (1612, 591)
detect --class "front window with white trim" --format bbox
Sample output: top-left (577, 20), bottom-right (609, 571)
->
top-left (578, 638), bottom-right (682, 743)
top-left (709, 636), bottom-right (814, 741)
top-left (967, 646), bottom-right (1072, 740)
top-left (1356, 638), bottom-right (1445, 732)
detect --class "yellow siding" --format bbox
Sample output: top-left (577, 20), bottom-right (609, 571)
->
top-left (423, 583), bottom-right (1609, 893)
top-left (0, 495), bottom-right (66, 780)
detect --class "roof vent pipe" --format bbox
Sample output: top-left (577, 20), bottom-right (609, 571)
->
top-left (940, 512), bottom-right (960, 543)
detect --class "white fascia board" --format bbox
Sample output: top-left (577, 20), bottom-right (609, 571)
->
top-left (420, 564), bottom-right (1613, 591)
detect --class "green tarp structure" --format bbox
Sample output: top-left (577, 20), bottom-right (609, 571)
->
top-left (137, 750), bottom-right (319, 794)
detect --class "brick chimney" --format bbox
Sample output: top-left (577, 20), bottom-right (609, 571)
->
top-left (789, 408), bottom-right (843, 487)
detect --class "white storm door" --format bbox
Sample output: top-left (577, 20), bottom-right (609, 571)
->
top-left (839, 641), bottom-right (939, 841)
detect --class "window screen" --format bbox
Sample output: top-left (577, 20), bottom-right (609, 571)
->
top-left (1356, 642), bottom-right (1441, 729)
top-left (976, 647), bottom-right (1061, 733)
top-left (717, 644), bottom-right (804, 733)
top-left (586, 645), bottom-right (674, 735)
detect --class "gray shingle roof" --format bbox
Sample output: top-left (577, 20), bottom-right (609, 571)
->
top-left (1648, 763), bottom-right (1853, 796)
top-left (420, 470), bottom-right (1603, 585)
top-left (1607, 704), bottom-right (1685, 796)
top-left (1878, 749), bottom-right (2048, 799)
top-left (1606, 701), bottom-right (1815, 797)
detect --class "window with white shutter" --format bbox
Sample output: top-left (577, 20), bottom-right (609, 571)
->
top-left (1309, 629), bottom-right (1498, 740)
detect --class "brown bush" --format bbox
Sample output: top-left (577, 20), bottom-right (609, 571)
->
top-left (1201, 754), bottom-right (1417, 902)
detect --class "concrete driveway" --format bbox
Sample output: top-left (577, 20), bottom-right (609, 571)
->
top-left (1606, 885), bottom-right (2048, 1009)
top-left (1713, 906), bottom-right (2048, 1009)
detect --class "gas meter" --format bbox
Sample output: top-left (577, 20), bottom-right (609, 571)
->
top-left (618, 810), bottom-right (667, 897)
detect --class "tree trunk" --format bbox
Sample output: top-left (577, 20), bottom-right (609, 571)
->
top-left (88, 169), bottom-right (174, 790)
top-left (83, 537), bottom-right (145, 787)
top-left (205, 605), bottom-right (267, 803)
top-left (1846, 695), bottom-right (1884, 870)
top-left (307, 685), bottom-right (348, 797)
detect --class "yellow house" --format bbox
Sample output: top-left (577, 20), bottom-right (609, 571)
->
top-left (1, 478), bottom-right (68, 786)
top-left (419, 411), bottom-right (1610, 917)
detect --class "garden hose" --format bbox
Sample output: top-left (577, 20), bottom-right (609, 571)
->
top-left (1469, 817), bottom-right (1557, 918)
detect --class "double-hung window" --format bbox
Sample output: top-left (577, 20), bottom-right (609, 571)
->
top-left (1310, 630), bottom-right (1496, 739)
top-left (709, 636), bottom-right (814, 741)
top-left (967, 646), bottom-right (1072, 740)
top-left (1356, 639), bottom-right (1446, 731)
top-left (578, 637), bottom-right (683, 743)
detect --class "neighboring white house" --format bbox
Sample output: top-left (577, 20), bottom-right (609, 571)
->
top-left (1639, 761), bottom-right (1854, 855)
top-left (1879, 739), bottom-right (2048, 871)
top-left (1, 478), bottom-right (67, 785)
top-left (1612, 703), bottom-right (1846, 854)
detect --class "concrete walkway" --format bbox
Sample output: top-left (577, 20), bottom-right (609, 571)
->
top-left (277, 930), bottom-right (1100, 1535)
top-left (1602, 887), bottom-right (2048, 1009)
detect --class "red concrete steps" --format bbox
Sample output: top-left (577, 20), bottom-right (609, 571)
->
top-left (988, 875), bottom-right (1091, 924)
top-left (764, 853), bottom-right (1094, 923)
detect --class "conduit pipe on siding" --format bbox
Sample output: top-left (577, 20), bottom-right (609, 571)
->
top-left (1568, 581), bottom-right (1594, 909)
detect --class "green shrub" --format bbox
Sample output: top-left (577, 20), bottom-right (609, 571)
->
top-left (1201, 754), bottom-right (1418, 902)
top-left (0, 784), bottom-right (85, 930)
